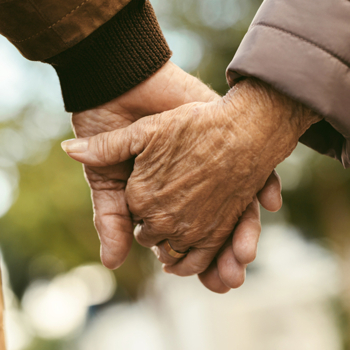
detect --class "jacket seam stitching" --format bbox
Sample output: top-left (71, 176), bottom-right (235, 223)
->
top-left (26, 0), bottom-right (66, 46)
top-left (252, 22), bottom-right (350, 70)
top-left (11, 0), bottom-right (90, 43)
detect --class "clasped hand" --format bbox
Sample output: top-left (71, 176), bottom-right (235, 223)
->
top-left (63, 63), bottom-right (290, 293)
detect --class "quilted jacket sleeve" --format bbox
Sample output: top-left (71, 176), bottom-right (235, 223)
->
top-left (227, 0), bottom-right (350, 167)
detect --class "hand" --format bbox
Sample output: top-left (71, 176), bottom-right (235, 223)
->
top-left (72, 69), bottom-right (283, 293)
top-left (63, 78), bottom-right (319, 280)
top-left (183, 172), bottom-right (282, 293)
top-left (71, 61), bottom-right (219, 273)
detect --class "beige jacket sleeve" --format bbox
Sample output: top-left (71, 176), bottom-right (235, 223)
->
top-left (0, 0), bottom-right (132, 61)
top-left (227, 0), bottom-right (350, 168)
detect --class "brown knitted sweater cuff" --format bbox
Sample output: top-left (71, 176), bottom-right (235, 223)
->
top-left (45, 0), bottom-right (172, 112)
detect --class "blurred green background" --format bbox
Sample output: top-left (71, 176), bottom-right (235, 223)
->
top-left (1, 0), bottom-right (349, 349)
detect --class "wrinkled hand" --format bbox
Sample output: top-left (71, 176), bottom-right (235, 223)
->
top-left (71, 62), bottom-right (220, 272)
top-left (64, 78), bottom-right (319, 285)
top-left (69, 69), bottom-right (285, 293)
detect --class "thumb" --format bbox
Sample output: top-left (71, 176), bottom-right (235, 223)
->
top-left (61, 117), bottom-right (156, 167)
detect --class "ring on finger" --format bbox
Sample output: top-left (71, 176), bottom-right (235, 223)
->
top-left (163, 240), bottom-right (190, 259)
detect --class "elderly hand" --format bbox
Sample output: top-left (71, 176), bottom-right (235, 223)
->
top-left (69, 73), bottom-right (285, 292)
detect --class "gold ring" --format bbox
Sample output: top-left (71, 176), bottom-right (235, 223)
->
top-left (163, 240), bottom-right (190, 259)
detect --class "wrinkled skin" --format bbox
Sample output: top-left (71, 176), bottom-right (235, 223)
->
top-left (70, 64), bottom-right (286, 292)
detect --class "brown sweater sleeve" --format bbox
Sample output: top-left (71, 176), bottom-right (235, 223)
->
top-left (0, 0), bottom-right (133, 61)
top-left (46, 0), bottom-right (171, 112)
top-left (0, 0), bottom-right (171, 112)
top-left (226, 0), bottom-right (350, 168)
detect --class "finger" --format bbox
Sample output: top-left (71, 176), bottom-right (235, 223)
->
top-left (217, 243), bottom-right (246, 289)
top-left (134, 223), bottom-right (164, 248)
top-left (151, 242), bottom-right (181, 266)
top-left (232, 197), bottom-right (261, 265)
top-left (164, 247), bottom-right (218, 276)
top-left (216, 198), bottom-right (260, 288)
top-left (61, 116), bottom-right (158, 167)
top-left (198, 260), bottom-right (231, 294)
top-left (257, 170), bottom-right (282, 212)
top-left (86, 160), bottom-right (134, 183)
top-left (92, 188), bottom-right (134, 270)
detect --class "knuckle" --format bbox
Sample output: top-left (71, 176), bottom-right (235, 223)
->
top-left (103, 133), bottom-right (115, 165)
top-left (128, 198), bottom-right (144, 215)
top-left (134, 227), bottom-right (153, 247)
top-left (94, 134), bottom-right (107, 162)
top-left (125, 182), bottom-right (147, 215)
top-left (94, 132), bottom-right (118, 165)
top-left (127, 202), bottom-right (143, 218)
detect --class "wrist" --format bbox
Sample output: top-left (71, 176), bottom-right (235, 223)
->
top-left (75, 61), bottom-right (219, 123)
top-left (234, 78), bottom-right (320, 135)
top-left (113, 61), bottom-right (220, 119)
top-left (211, 78), bottom-right (321, 185)
top-left (228, 78), bottom-right (320, 163)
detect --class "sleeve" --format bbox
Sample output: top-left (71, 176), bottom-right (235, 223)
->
top-left (0, 0), bottom-right (171, 112)
top-left (226, 0), bottom-right (350, 168)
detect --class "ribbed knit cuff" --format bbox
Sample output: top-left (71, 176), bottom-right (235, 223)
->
top-left (46, 0), bottom-right (172, 112)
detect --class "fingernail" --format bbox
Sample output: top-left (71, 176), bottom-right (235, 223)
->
top-left (61, 138), bottom-right (89, 153)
